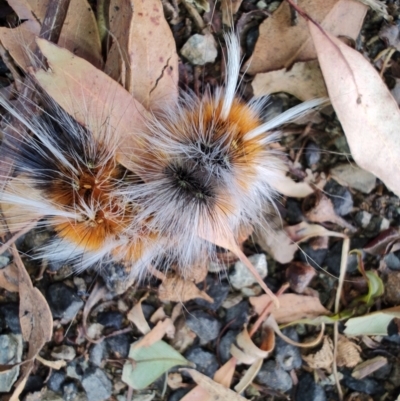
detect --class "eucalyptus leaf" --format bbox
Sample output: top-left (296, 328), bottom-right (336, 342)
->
top-left (122, 340), bottom-right (192, 390)
top-left (344, 306), bottom-right (400, 336)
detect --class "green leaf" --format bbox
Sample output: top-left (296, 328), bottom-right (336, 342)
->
top-left (344, 306), bottom-right (400, 336)
top-left (122, 340), bottom-right (191, 390)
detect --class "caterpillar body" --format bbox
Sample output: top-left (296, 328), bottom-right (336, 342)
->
top-left (0, 30), bottom-right (323, 281)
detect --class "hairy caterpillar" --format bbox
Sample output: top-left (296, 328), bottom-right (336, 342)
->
top-left (0, 26), bottom-right (324, 281)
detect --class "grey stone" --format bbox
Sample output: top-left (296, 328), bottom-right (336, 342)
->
top-left (51, 345), bottom-right (76, 361)
top-left (0, 334), bottom-right (22, 392)
top-left (105, 333), bottom-right (130, 358)
top-left (324, 180), bottom-right (353, 216)
top-left (47, 371), bottom-right (66, 393)
top-left (342, 375), bottom-right (383, 395)
top-left (89, 341), bottom-right (106, 366)
top-left (0, 303), bottom-right (21, 333)
top-left (194, 279), bottom-right (230, 311)
top-left (181, 34), bottom-right (218, 65)
top-left (47, 283), bottom-right (84, 324)
top-left (275, 328), bottom-right (302, 371)
top-left (185, 347), bottom-right (218, 378)
top-left (63, 381), bottom-right (79, 401)
top-left (230, 254), bottom-right (267, 289)
top-left (186, 310), bottom-right (221, 344)
top-left (305, 141), bottom-right (321, 167)
top-left (97, 311), bottom-right (123, 330)
top-left (297, 374), bottom-right (326, 401)
top-left (82, 367), bottom-right (112, 401)
top-left (256, 360), bottom-right (292, 392)
top-left (330, 163), bottom-right (376, 194)
top-left (99, 262), bottom-right (135, 295)
top-left (219, 330), bottom-right (238, 364)
top-left (225, 301), bottom-right (249, 329)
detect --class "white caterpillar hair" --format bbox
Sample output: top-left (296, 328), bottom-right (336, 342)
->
top-left (121, 33), bottom-right (325, 275)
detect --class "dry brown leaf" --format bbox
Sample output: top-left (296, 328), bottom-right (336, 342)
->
top-left (254, 225), bottom-right (298, 264)
top-left (230, 326), bottom-right (274, 365)
top-left (127, 294), bottom-right (151, 335)
top-left (136, 319), bottom-right (176, 347)
top-left (105, 0), bottom-right (178, 110)
top-left (182, 369), bottom-right (248, 401)
top-left (0, 262), bottom-right (19, 292)
top-left (234, 359), bottom-right (263, 394)
top-left (213, 358), bottom-right (237, 388)
top-left (32, 38), bottom-right (149, 173)
top-left (309, 22), bottom-right (400, 198)
top-left (252, 60), bottom-right (328, 101)
top-left (0, 0), bottom-right (102, 70)
top-left (158, 275), bottom-right (213, 303)
top-left (302, 336), bottom-right (334, 372)
top-left (336, 335), bottom-right (362, 368)
top-left (82, 282), bottom-right (107, 338)
top-left (10, 244), bottom-right (52, 363)
top-left (352, 356), bottom-right (387, 380)
top-left (10, 360), bottom-right (34, 401)
top-left (250, 293), bottom-right (330, 324)
top-left (244, 0), bottom-right (367, 74)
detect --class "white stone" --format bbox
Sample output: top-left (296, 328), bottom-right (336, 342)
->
top-left (230, 254), bottom-right (268, 289)
top-left (181, 34), bottom-right (218, 65)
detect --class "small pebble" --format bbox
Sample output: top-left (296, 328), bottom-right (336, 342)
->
top-left (51, 345), bottom-right (76, 361)
top-left (0, 334), bottom-right (22, 392)
top-left (186, 310), bottom-right (221, 344)
top-left (0, 256), bottom-right (10, 269)
top-left (230, 254), bottom-right (267, 289)
top-left (355, 211), bottom-right (373, 229)
top-left (105, 333), bottom-right (130, 359)
top-left (324, 180), bottom-right (353, 216)
top-left (219, 330), bottom-right (239, 364)
top-left (383, 252), bottom-right (400, 271)
top-left (275, 328), bottom-right (302, 371)
top-left (305, 141), bottom-right (321, 167)
top-left (256, 0), bottom-right (267, 9)
top-left (99, 262), bottom-right (135, 295)
top-left (0, 303), bottom-right (21, 334)
top-left (184, 347), bottom-right (218, 377)
top-left (181, 34), bottom-right (218, 65)
top-left (89, 342), bottom-right (106, 367)
top-left (63, 381), bottom-right (79, 401)
top-left (194, 278), bottom-right (230, 311)
top-left (81, 367), bottom-right (112, 401)
top-left (342, 375), bottom-right (383, 395)
top-left (97, 311), bottom-right (123, 330)
top-left (383, 271), bottom-right (400, 304)
top-left (47, 371), bottom-right (66, 393)
top-left (66, 359), bottom-right (86, 381)
top-left (330, 164), bottom-right (376, 194)
top-left (73, 277), bottom-right (87, 296)
top-left (297, 374), bottom-right (327, 401)
top-left (47, 283), bottom-right (84, 324)
top-left (256, 360), bottom-right (293, 392)
top-left (225, 300), bottom-right (249, 329)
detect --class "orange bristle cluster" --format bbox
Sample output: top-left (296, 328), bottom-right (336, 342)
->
top-left (0, 32), bottom-right (323, 279)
